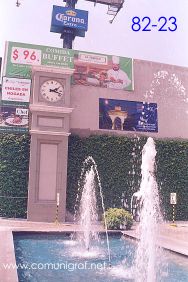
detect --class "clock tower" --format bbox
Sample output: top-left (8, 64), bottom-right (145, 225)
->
top-left (27, 65), bottom-right (74, 222)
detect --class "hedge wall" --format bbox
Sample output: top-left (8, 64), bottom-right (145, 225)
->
top-left (0, 133), bottom-right (30, 218)
top-left (0, 133), bottom-right (187, 220)
top-left (67, 135), bottom-right (188, 221)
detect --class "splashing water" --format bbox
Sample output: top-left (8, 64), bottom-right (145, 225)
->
top-left (145, 71), bottom-right (187, 104)
top-left (75, 156), bottom-right (111, 263)
top-left (77, 165), bottom-right (98, 250)
top-left (134, 137), bottom-right (163, 282)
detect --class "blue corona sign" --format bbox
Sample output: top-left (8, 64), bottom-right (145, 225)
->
top-left (50, 6), bottom-right (88, 36)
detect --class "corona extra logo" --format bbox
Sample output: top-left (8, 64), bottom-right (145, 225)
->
top-left (66, 10), bottom-right (76, 17)
top-left (56, 13), bottom-right (85, 24)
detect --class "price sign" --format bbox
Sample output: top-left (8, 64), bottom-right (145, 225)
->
top-left (11, 47), bottom-right (41, 65)
top-left (170, 193), bottom-right (177, 205)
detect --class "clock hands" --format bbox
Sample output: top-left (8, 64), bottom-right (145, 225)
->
top-left (53, 86), bottom-right (61, 92)
top-left (49, 87), bottom-right (63, 95)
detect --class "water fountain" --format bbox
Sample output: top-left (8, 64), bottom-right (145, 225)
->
top-left (75, 140), bottom-right (164, 279)
top-left (133, 137), bottom-right (163, 282)
top-left (76, 166), bottom-right (98, 250)
top-left (14, 142), bottom-right (188, 282)
top-left (74, 156), bottom-right (111, 263)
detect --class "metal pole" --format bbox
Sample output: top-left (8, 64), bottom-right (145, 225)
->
top-left (55, 193), bottom-right (60, 224)
top-left (16, 0), bottom-right (21, 7)
top-left (55, 204), bottom-right (59, 224)
top-left (62, 29), bottom-right (75, 49)
top-left (172, 204), bottom-right (175, 224)
top-left (62, 0), bottom-right (77, 49)
top-left (66, 0), bottom-right (76, 7)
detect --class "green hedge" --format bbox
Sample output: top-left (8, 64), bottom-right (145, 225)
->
top-left (0, 133), bottom-right (30, 218)
top-left (0, 133), bottom-right (188, 220)
top-left (156, 140), bottom-right (188, 220)
top-left (67, 135), bottom-right (188, 221)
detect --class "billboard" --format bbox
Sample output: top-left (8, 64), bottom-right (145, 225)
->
top-left (3, 41), bottom-right (74, 79)
top-left (50, 6), bottom-right (88, 35)
top-left (73, 52), bottom-right (133, 91)
top-left (3, 41), bottom-right (133, 91)
top-left (99, 98), bottom-right (158, 132)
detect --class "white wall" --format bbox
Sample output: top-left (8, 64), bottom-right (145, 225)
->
top-left (70, 59), bottom-right (188, 139)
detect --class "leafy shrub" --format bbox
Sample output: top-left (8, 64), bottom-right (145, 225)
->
top-left (104, 208), bottom-right (133, 230)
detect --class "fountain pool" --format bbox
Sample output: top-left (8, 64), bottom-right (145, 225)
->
top-left (13, 232), bottom-right (188, 282)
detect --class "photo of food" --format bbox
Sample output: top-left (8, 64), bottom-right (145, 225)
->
top-left (73, 52), bottom-right (133, 91)
top-left (0, 105), bottom-right (29, 133)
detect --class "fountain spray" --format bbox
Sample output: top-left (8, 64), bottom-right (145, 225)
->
top-left (75, 156), bottom-right (111, 264)
top-left (134, 137), bottom-right (163, 282)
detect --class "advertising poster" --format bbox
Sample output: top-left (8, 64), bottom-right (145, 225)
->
top-left (99, 98), bottom-right (158, 132)
top-left (3, 41), bottom-right (133, 91)
top-left (2, 77), bottom-right (31, 104)
top-left (0, 105), bottom-right (29, 133)
top-left (73, 51), bottom-right (133, 91)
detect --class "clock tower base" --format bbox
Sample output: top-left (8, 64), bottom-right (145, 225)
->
top-left (27, 66), bottom-right (74, 222)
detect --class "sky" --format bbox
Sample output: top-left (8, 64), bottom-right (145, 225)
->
top-left (0, 0), bottom-right (188, 68)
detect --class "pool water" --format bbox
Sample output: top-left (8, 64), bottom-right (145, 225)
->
top-left (13, 233), bottom-right (188, 282)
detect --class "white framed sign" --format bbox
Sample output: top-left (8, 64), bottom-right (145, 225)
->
top-left (170, 193), bottom-right (177, 205)
top-left (2, 77), bottom-right (31, 103)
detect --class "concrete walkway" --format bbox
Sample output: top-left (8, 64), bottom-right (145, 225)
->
top-left (0, 218), bottom-right (188, 282)
top-left (122, 221), bottom-right (188, 257)
top-left (0, 230), bottom-right (18, 282)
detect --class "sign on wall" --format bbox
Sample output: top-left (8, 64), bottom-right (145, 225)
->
top-left (0, 105), bottom-right (29, 133)
top-left (2, 77), bottom-right (31, 103)
top-left (0, 74), bottom-right (30, 133)
top-left (170, 193), bottom-right (177, 205)
top-left (3, 41), bottom-right (133, 91)
top-left (50, 6), bottom-right (88, 35)
top-left (99, 98), bottom-right (158, 132)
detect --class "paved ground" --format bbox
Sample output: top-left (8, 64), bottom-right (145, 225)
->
top-left (0, 218), bottom-right (187, 282)
top-left (122, 221), bottom-right (188, 256)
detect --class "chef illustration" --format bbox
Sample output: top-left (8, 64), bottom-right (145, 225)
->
top-left (107, 56), bottom-right (131, 90)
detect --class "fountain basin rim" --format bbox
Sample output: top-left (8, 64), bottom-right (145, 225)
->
top-left (12, 230), bottom-right (123, 237)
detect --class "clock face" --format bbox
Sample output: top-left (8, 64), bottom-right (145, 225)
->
top-left (40, 80), bottom-right (64, 103)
